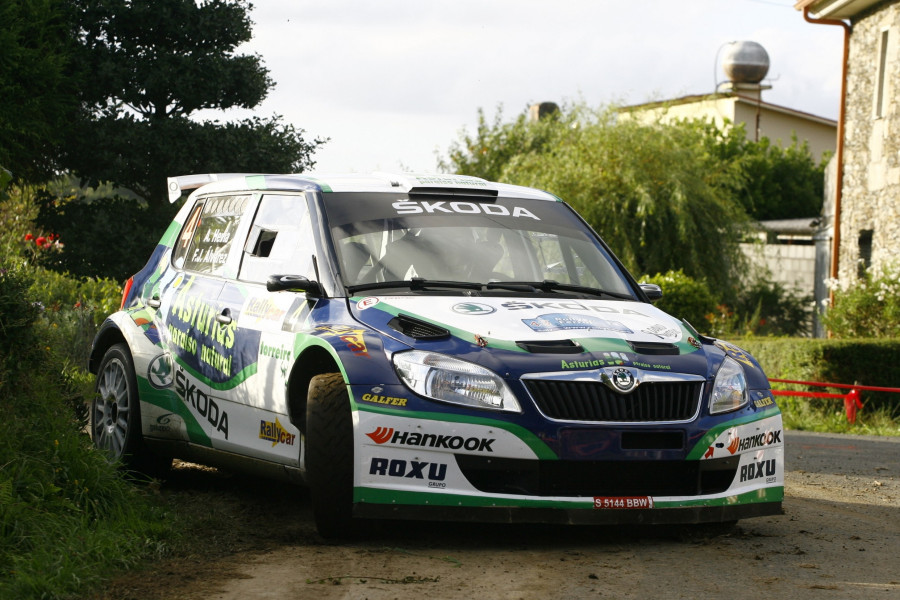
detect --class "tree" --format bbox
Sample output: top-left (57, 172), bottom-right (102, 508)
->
top-left (698, 122), bottom-right (827, 221)
top-left (62, 0), bottom-right (323, 204)
top-left (0, 0), bottom-right (81, 184)
top-left (438, 106), bottom-right (559, 182)
top-left (442, 105), bottom-right (750, 291)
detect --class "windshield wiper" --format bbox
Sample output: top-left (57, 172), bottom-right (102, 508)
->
top-left (485, 280), bottom-right (635, 300)
top-left (348, 277), bottom-right (483, 294)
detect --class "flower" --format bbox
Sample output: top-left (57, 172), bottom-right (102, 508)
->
top-left (24, 233), bottom-right (34, 241)
top-left (35, 236), bottom-right (46, 246)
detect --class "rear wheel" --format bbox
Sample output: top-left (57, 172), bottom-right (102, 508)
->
top-left (305, 372), bottom-right (356, 538)
top-left (92, 343), bottom-right (171, 477)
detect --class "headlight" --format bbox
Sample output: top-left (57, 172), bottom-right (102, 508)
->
top-left (393, 350), bottom-right (521, 413)
top-left (709, 356), bottom-right (749, 415)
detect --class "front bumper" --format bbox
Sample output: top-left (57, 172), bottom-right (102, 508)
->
top-left (351, 396), bottom-right (785, 525)
top-left (354, 488), bottom-right (783, 524)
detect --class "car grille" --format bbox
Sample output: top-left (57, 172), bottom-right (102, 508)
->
top-left (523, 379), bottom-right (703, 422)
top-left (455, 455), bottom-right (739, 497)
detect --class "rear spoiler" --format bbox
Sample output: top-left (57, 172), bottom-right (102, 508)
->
top-left (166, 173), bottom-right (259, 203)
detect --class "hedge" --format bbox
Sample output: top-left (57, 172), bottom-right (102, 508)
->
top-left (738, 338), bottom-right (900, 412)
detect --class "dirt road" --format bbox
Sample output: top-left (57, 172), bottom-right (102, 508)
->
top-left (98, 431), bottom-right (899, 600)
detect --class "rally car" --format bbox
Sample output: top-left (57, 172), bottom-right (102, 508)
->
top-left (89, 172), bottom-right (784, 537)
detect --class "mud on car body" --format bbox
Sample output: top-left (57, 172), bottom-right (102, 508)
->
top-left (89, 172), bottom-right (784, 537)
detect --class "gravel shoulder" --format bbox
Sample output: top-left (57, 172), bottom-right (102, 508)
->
top-left (91, 431), bottom-right (900, 600)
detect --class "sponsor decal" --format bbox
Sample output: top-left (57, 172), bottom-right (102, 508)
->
top-left (365, 427), bottom-right (495, 452)
top-left (413, 175), bottom-right (488, 187)
top-left (560, 352), bottom-right (629, 370)
top-left (357, 297), bottom-right (379, 310)
top-left (316, 324), bottom-right (370, 358)
top-left (753, 396), bottom-right (774, 409)
top-left (369, 457), bottom-right (448, 482)
top-left (243, 297), bottom-right (289, 323)
top-left (392, 200), bottom-right (540, 220)
top-left (523, 313), bottom-right (633, 334)
top-left (259, 341), bottom-right (292, 361)
top-left (149, 413), bottom-right (176, 433)
top-left (500, 300), bottom-right (649, 317)
top-left (174, 368), bottom-right (229, 439)
top-left (632, 360), bottom-right (672, 371)
top-left (259, 417), bottom-right (296, 447)
top-left (593, 496), bottom-right (654, 509)
top-left (641, 324), bottom-right (680, 339)
top-left (166, 275), bottom-right (237, 378)
top-left (727, 430), bottom-right (782, 455)
top-left (147, 353), bottom-right (173, 389)
top-left (561, 358), bottom-right (605, 369)
top-left (714, 340), bottom-right (754, 368)
top-left (360, 393), bottom-right (408, 407)
top-left (740, 458), bottom-right (777, 483)
top-left (610, 367), bottom-right (636, 392)
top-left (452, 302), bottom-right (496, 315)
top-left (199, 344), bottom-right (232, 377)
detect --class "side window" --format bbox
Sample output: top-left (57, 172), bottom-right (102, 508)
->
top-left (239, 194), bottom-right (316, 284)
top-left (172, 203), bottom-right (203, 268)
top-left (175, 195), bottom-right (251, 275)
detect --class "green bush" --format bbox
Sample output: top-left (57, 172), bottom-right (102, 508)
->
top-left (640, 270), bottom-right (718, 332)
top-left (740, 337), bottom-right (900, 420)
top-left (821, 266), bottom-right (900, 338)
top-left (0, 263), bottom-right (173, 600)
top-left (0, 266), bottom-right (42, 373)
top-left (723, 279), bottom-right (812, 337)
top-left (641, 270), bottom-right (812, 338)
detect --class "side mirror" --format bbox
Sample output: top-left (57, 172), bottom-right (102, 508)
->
top-left (266, 274), bottom-right (323, 297)
top-left (639, 283), bottom-right (663, 302)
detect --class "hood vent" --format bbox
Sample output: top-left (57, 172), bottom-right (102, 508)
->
top-left (627, 341), bottom-right (680, 355)
top-left (388, 314), bottom-right (450, 340)
top-left (516, 339), bottom-right (584, 354)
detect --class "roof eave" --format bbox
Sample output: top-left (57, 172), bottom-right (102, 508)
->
top-left (795, 0), bottom-right (883, 20)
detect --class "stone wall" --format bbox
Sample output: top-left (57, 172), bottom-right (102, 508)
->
top-left (840, 2), bottom-right (900, 282)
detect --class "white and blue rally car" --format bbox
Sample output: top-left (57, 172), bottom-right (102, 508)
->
top-left (90, 172), bottom-right (783, 537)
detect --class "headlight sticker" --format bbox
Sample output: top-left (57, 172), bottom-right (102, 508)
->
top-left (714, 340), bottom-right (754, 367)
top-left (316, 324), bottom-right (371, 359)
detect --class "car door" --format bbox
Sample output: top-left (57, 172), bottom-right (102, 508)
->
top-left (212, 192), bottom-right (320, 465)
top-left (158, 194), bottom-right (254, 450)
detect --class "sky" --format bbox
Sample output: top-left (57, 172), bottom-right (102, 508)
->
top-left (218, 0), bottom-right (846, 174)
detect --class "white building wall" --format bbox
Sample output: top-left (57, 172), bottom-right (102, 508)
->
top-left (740, 242), bottom-right (817, 296)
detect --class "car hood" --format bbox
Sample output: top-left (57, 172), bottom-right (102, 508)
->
top-left (350, 294), bottom-right (706, 359)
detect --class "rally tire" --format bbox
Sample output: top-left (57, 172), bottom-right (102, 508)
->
top-left (306, 372), bottom-right (356, 538)
top-left (92, 343), bottom-right (171, 478)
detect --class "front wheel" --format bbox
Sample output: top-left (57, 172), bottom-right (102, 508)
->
top-left (305, 372), bottom-right (356, 538)
top-left (92, 342), bottom-right (171, 477)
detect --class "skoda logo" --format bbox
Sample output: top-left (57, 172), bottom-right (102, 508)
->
top-left (452, 302), bottom-right (496, 315)
top-left (611, 367), bottom-right (636, 392)
top-left (147, 354), bottom-right (174, 389)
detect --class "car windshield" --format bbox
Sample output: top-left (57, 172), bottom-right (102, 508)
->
top-left (323, 192), bottom-right (635, 298)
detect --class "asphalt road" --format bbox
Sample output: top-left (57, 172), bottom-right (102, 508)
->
top-left (786, 430), bottom-right (900, 476)
top-left (95, 430), bottom-right (900, 600)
